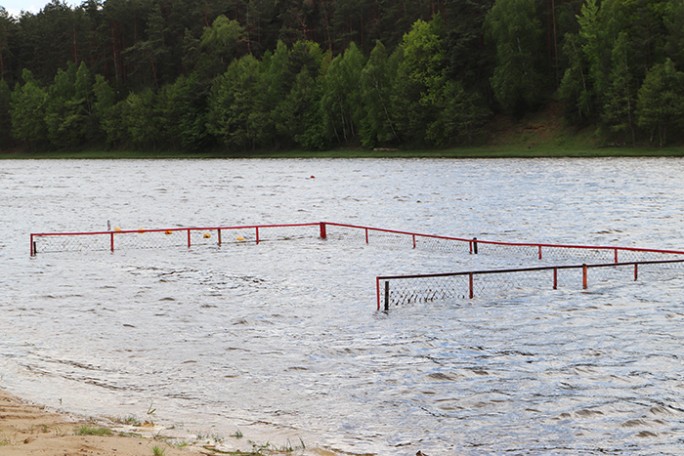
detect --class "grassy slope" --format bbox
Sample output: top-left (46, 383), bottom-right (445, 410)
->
top-left (3, 106), bottom-right (684, 159)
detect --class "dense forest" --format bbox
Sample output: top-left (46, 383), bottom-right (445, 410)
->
top-left (1, 0), bottom-right (684, 152)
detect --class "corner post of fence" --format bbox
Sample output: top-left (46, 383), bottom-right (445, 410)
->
top-left (634, 263), bottom-right (639, 281)
top-left (110, 232), bottom-right (115, 252)
top-left (472, 238), bottom-right (478, 255)
top-left (319, 222), bottom-right (327, 239)
top-left (384, 281), bottom-right (390, 312)
top-left (553, 267), bottom-right (558, 290)
top-left (255, 227), bottom-right (260, 245)
top-left (582, 264), bottom-right (588, 289)
top-left (375, 277), bottom-right (381, 311)
top-left (30, 234), bottom-right (36, 256)
top-left (187, 228), bottom-right (192, 248)
top-left (538, 245), bottom-right (543, 260)
top-left (218, 229), bottom-right (222, 246)
top-left (614, 248), bottom-right (619, 264)
top-left (469, 272), bottom-right (474, 299)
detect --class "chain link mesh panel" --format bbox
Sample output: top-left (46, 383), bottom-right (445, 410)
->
top-left (379, 260), bottom-right (684, 310)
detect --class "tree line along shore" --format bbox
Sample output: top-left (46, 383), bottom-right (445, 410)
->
top-left (1, 0), bottom-right (684, 155)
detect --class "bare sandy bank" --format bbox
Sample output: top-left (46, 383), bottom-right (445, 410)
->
top-left (0, 389), bottom-right (343, 456)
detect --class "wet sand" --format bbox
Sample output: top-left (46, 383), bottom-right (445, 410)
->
top-left (0, 389), bottom-right (345, 455)
top-left (0, 389), bottom-right (206, 455)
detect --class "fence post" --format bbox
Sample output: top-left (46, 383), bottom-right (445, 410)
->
top-left (614, 248), bottom-right (619, 264)
top-left (30, 234), bottom-right (36, 256)
top-left (365, 228), bottom-right (369, 244)
top-left (412, 234), bottom-right (416, 249)
top-left (553, 267), bottom-right (558, 290)
top-left (582, 264), bottom-right (588, 289)
top-left (469, 272), bottom-right (474, 299)
top-left (256, 226), bottom-right (260, 245)
top-left (376, 277), bottom-right (381, 311)
top-left (319, 222), bottom-right (327, 239)
top-left (187, 228), bottom-right (191, 248)
top-left (384, 281), bottom-right (390, 312)
top-left (218, 229), bottom-right (222, 246)
top-left (110, 232), bottom-right (115, 253)
top-left (538, 246), bottom-right (543, 260)
top-left (472, 238), bottom-right (478, 255)
top-left (634, 263), bottom-right (639, 281)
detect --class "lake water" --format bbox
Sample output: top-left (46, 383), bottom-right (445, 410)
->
top-left (1, 158), bottom-right (684, 455)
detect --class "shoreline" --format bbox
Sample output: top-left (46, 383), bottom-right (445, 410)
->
top-left (2, 145), bottom-right (684, 160)
top-left (0, 388), bottom-right (339, 456)
top-left (0, 388), bottom-right (204, 455)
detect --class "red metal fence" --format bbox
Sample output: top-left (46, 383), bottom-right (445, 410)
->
top-left (30, 221), bottom-right (684, 310)
top-left (375, 258), bottom-right (684, 311)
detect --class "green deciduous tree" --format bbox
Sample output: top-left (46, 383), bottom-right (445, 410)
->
top-left (92, 74), bottom-right (121, 146)
top-left (485, 0), bottom-right (546, 114)
top-left (157, 72), bottom-right (208, 151)
top-left (275, 69), bottom-right (328, 150)
top-left (636, 58), bottom-right (684, 147)
top-left (271, 40), bottom-right (327, 149)
top-left (207, 54), bottom-right (264, 150)
top-left (10, 69), bottom-right (47, 150)
top-left (44, 62), bottom-right (95, 149)
top-left (120, 88), bottom-right (159, 149)
top-left (320, 41), bottom-right (365, 145)
top-left (390, 18), bottom-right (443, 145)
top-left (197, 15), bottom-right (245, 81)
top-left (425, 79), bottom-right (491, 146)
top-left (359, 41), bottom-right (398, 147)
top-left (0, 78), bottom-right (12, 149)
top-left (602, 32), bottom-right (637, 145)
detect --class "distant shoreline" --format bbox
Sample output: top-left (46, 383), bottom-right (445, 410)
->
top-left (2, 146), bottom-right (684, 160)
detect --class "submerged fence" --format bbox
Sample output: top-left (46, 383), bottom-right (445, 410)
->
top-left (30, 221), bottom-right (684, 309)
top-left (375, 258), bottom-right (684, 311)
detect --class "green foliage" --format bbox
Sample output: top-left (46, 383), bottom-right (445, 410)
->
top-left (390, 18), bottom-right (444, 145)
top-left (0, 78), bottom-right (12, 149)
top-left (425, 80), bottom-right (491, 146)
top-left (485, 0), bottom-right (546, 114)
top-left (664, 0), bottom-right (684, 68)
top-left (157, 73), bottom-right (208, 151)
top-left (359, 41), bottom-right (399, 147)
top-left (207, 55), bottom-right (263, 151)
top-left (602, 32), bottom-right (637, 145)
top-left (1, 0), bottom-right (684, 151)
top-left (43, 62), bottom-right (95, 149)
top-left (637, 58), bottom-right (684, 146)
top-left (10, 69), bottom-right (47, 150)
top-left (320, 42), bottom-right (365, 145)
top-left (120, 89), bottom-right (159, 149)
top-left (197, 15), bottom-right (245, 80)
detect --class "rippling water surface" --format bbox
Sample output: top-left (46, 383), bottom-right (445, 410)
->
top-left (1, 158), bottom-right (684, 455)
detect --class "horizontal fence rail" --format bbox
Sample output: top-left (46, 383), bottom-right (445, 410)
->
top-left (31, 221), bottom-right (684, 261)
top-left (376, 259), bottom-right (684, 311)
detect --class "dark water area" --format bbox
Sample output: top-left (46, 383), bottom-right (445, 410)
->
top-left (1, 158), bottom-right (684, 454)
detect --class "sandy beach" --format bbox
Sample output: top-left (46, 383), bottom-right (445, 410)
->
top-left (0, 389), bottom-right (345, 456)
top-left (0, 389), bottom-right (208, 456)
